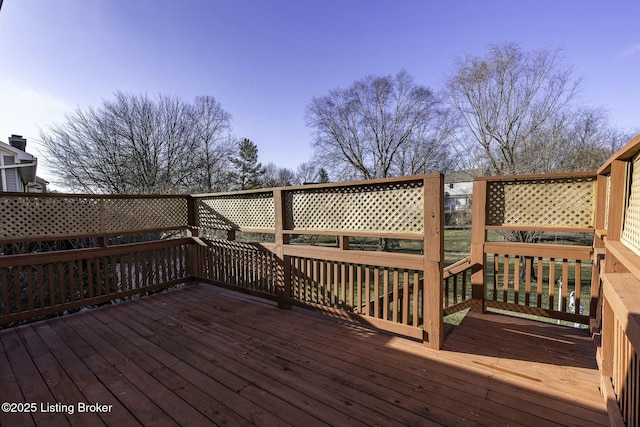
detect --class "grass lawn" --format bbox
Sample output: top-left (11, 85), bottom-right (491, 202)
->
top-left (246, 229), bottom-right (594, 328)
top-left (286, 228), bottom-right (472, 266)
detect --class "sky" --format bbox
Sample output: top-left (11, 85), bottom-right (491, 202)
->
top-left (1, 0), bottom-right (639, 188)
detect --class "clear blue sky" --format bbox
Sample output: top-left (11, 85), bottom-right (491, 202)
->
top-left (1, 0), bottom-right (639, 185)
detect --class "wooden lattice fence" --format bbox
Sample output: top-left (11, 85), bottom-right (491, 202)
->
top-left (469, 172), bottom-right (598, 325)
top-left (621, 152), bottom-right (640, 255)
top-left (195, 191), bottom-right (275, 231)
top-left (283, 180), bottom-right (424, 236)
top-left (485, 174), bottom-right (596, 230)
top-left (192, 175), bottom-right (444, 348)
top-left (0, 193), bottom-right (189, 243)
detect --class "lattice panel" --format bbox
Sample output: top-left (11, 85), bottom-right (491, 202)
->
top-left (285, 182), bottom-right (424, 234)
top-left (0, 196), bottom-right (101, 239)
top-left (622, 153), bottom-right (640, 255)
top-left (487, 177), bottom-right (596, 228)
top-left (196, 192), bottom-right (275, 230)
top-left (103, 197), bottom-right (189, 232)
top-left (605, 175), bottom-right (611, 230)
top-left (0, 195), bottom-right (189, 241)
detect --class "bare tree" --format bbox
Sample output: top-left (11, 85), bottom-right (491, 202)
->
top-left (190, 96), bottom-right (235, 192)
top-left (446, 43), bottom-right (579, 175)
top-left (41, 92), bottom-right (234, 194)
top-left (295, 162), bottom-right (319, 184)
top-left (261, 163), bottom-right (296, 187)
top-left (523, 108), bottom-right (630, 173)
top-left (445, 44), bottom-right (633, 280)
top-left (306, 70), bottom-right (453, 180)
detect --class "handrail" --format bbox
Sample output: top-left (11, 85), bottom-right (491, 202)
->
top-left (443, 256), bottom-right (475, 315)
top-left (474, 170), bottom-right (598, 182)
top-left (443, 256), bottom-right (472, 279)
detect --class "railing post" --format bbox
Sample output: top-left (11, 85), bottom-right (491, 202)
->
top-left (600, 159), bottom-right (630, 396)
top-left (187, 195), bottom-right (199, 237)
top-left (423, 175), bottom-right (443, 349)
top-left (604, 161), bottom-right (631, 274)
top-left (99, 198), bottom-right (108, 248)
top-left (274, 189), bottom-right (291, 309)
top-left (186, 195), bottom-right (200, 280)
top-left (607, 160), bottom-right (629, 242)
top-left (470, 180), bottom-right (487, 313)
top-left (590, 175), bottom-right (608, 329)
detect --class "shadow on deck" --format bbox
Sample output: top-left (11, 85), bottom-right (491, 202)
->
top-left (0, 283), bottom-right (608, 427)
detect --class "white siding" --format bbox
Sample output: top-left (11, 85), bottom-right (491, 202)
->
top-left (3, 156), bottom-right (20, 191)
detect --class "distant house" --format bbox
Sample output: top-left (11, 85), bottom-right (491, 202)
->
top-left (444, 169), bottom-right (477, 225)
top-left (0, 134), bottom-right (47, 193)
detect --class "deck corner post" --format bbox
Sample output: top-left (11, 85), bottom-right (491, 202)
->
top-left (470, 180), bottom-right (487, 313)
top-left (274, 188), bottom-right (291, 309)
top-left (186, 240), bottom-right (201, 281)
top-left (423, 175), bottom-right (444, 349)
top-left (187, 195), bottom-right (199, 237)
top-left (589, 174), bottom-right (608, 327)
top-left (186, 195), bottom-right (201, 282)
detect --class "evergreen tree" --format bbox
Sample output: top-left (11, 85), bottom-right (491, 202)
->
top-left (229, 138), bottom-right (263, 190)
top-left (317, 168), bottom-right (330, 183)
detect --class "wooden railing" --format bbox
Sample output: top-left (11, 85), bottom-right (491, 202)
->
top-left (0, 238), bottom-right (191, 326)
top-left (0, 193), bottom-right (193, 327)
top-left (191, 174), bottom-right (445, 348)
top-left (483, 243), bottom-right (592, 324)
top-left (442, 256), bottom-right (473, 315)
top-left (2, 134), bottom-right (639, 425)
top-left (597, 135), bottom-right (640, 426)
top-left (469, 172), bottom-right (598, 325)
top-left (0, 175), bottom-right (445, 348)
top-left (193, 238), bottom-right (279, 297)
top-left (285, 246), bottom-right (425, 340)
top-left (461, 133), bottom-right (640, 425)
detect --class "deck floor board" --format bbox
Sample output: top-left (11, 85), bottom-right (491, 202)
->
top-left (0, 283), bottom-right (609, 427)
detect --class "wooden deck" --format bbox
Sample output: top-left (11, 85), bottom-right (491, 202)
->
top-left (0, 283), bottom-right (608, 427)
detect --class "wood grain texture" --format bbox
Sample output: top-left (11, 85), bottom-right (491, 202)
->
top-left (0, 283), bottom-right (608, 427)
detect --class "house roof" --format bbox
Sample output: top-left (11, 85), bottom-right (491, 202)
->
top-left (0, 140), bottom-right (36, 162)
top-left (0, 140), bottom-right (38, 185)
top-left (444, 169), bottom-right (482, 183)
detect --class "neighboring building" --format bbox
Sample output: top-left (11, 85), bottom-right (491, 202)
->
top-left (0, 134), bottom-right (47, 192)
top-left (444, 169), bottom-right (476, 226)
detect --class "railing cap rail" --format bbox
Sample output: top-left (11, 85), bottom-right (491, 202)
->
top-left (474, 171), bottom-right (597, 182)
top-left (0, 192), bottom-right (190, 199)
top-left (191, 173), bottom-right (442, 198)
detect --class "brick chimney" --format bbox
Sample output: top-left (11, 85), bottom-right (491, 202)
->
top-left (8, 134), bottom-right (27, 151)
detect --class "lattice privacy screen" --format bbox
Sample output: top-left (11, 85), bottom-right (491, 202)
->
top-left (622, 153), bottom-right (640, 255)
top-left (0, 195), bottom-right (189, 241)
top-left (0, 196), bottom-right (101, 239)
top-left (486, 177), bottom-right (596, 228)
top-left (284, 181), bottom-right (424, 234)
top-left (103, 197), bottom-right (189, 232)
top-left (196, 192), bottom-right (275, 230)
